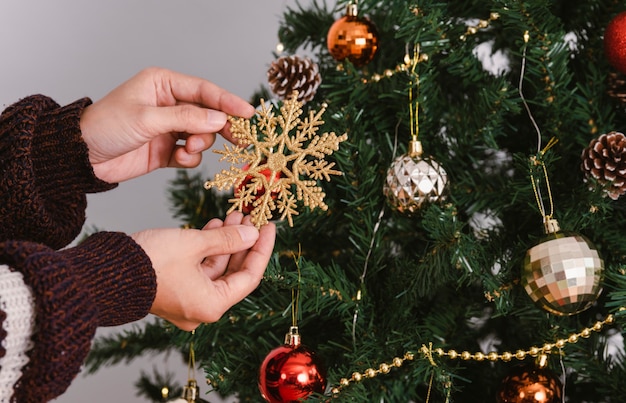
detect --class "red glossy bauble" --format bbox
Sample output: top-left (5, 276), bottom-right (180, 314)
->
top-left (496, 363), bottom-right (562, 403)
top-left (237, 163), bottom-right (281, 214)
top-left (327, 4), bottom-right (379, 67)
top-left (258, 329), bottom-right (326, 403)
top-left (605, 11), bottom-right (626, 74)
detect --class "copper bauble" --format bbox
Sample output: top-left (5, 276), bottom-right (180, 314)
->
top-left (259, 328), bottom-right (326, 403)
top-left (327, 3), bottom-right (379, 67)
top-left (383, 140), bottom-right (448, 213)
top-left (497, 363), bottom-right (562, 403)
top-left (605, 11), bottom-right (626, 74)
top-left (522, 220), bottom-right (603, 316)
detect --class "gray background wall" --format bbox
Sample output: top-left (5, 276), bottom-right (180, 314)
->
top-left (0, 0), bottom-right (329, 401)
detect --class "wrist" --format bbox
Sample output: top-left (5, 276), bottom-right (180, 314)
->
top-left (0, 95), bottom-right (117, 249)
top-left (60, 232), bottom-right (157, 326)
top-left (32, 96), bottom-right (114, 190)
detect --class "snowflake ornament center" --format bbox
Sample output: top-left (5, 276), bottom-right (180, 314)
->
top-left (267, 152), bottom-right (287, 173)
top-left (204, 92), bottom-right (348, 228)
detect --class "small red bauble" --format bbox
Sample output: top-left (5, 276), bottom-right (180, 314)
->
top-left (327, 3), bottom-right (379, 67)
top-left (259, 327), bottom-right (326, 403)
top-left (236, 162), bottom-right (281, 214)
top-left (604, 11), bottom-right (626, 74)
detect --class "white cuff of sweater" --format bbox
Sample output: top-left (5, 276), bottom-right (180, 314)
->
top-left (0, 265), bottom-right (36, 401)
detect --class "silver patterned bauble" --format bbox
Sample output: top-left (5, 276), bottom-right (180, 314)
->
top-left (522, 219), bottom-right (604, 316)
top-left (383, 140), bottom-right (448, 213)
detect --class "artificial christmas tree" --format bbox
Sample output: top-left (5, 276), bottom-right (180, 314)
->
top-left (87, 0), bottom-right (626, 401)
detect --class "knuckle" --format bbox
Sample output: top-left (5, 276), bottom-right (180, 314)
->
top-left (219, 228), bottom-right (237, 251)
top-left (176, 104), bottom-right (197, 123)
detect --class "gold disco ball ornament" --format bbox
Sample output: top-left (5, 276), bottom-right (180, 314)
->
top-left (383, 139), bottom-right (448, 214)
top-left (522, 218), bottom-right (604, 316)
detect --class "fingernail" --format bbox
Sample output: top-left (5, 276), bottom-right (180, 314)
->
top-left (238, 226), bottom-right (259, 243)
top-left (177, 151), bottom-right (193, 163)
top-left (206, 110), bottom-right (227, 126)
top-left (187, 137), bottom-right (204, 153)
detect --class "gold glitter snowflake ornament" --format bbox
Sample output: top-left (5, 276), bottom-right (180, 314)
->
top-left (204, 92), bottom-right (348, 228)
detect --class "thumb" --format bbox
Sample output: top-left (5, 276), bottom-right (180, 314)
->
top-left (142, 104), bottom-right (228, 135)
top-left (186, 225), bottom-right (259, 258)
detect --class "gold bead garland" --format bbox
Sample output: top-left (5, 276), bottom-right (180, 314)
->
top-left (331, 352), bottom-right (415, 395)
top-left (459, 12), bottom-right (501, 41)
top-left (355, 11), bottom-right (500, 84)
top-left (330, 312), bottom-right (618, 396)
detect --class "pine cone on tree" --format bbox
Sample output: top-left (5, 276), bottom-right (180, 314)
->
top-left (267, 55), bottom-right (321, 103)
top-left (581, 131), bottom-right (626, 200)
top-left (607, 71), bottom-right (626, 106)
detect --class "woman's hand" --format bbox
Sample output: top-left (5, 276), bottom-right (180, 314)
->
top-left (80, 67), bottom-right (255, 183)
top-left (132, 212), bottom-right (275, 331)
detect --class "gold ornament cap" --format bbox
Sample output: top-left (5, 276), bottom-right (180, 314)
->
top-left (408, 139), bottom-right (423, 157)
top-left (182, 379), bottom-right (199, 402)
top-left (285, 326), bottom-right (301, 347)
top-left (536, 354), bottom-right (549, 369)
top-left (543, 217), bottom-right (560, 234)
top-left (346, 2), bottom-right (358, 17)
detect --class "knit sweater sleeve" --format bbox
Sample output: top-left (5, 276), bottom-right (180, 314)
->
top-left (0, 265), bottom-right (36, 403)
top-left (0, 95), bottom-right (117, 249)
top-left (0, 232), bottom-right (156, 402)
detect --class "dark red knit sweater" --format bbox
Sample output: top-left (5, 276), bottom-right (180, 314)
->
top-left (0, 95), bottom-right (157, 402)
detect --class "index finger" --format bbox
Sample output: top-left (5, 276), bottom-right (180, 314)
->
top-left (208, 222), bottom-right (276, 314)
top-left (160, 69), bottom-right (256, 119)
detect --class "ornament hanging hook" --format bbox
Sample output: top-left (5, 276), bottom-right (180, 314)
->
top-left (519, 31), bottom-right (559, 232)
top-left (181, 330), bottom-right (199, 402)
top-left (291, 246), bottom-right (302, 329)
top-left (425, 371), bottom-right (435, 403)
top-left (529, 160), bottom-right (559, 233)
top-left (408, 43), bottom-right (422, 143)
top-left (187, 330), bottom-right (196, 382)
top-left (284, 247), bottom-right (303, 346)
top-left (519, 31), bottom-right (543, 153)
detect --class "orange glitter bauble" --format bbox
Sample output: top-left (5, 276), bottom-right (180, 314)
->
top-left (497, 364), bottom-right (563, 403)
top-left (326, 4), bottom-right (379, 67)
top-left (605, 11), bottom-right (626, 74)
